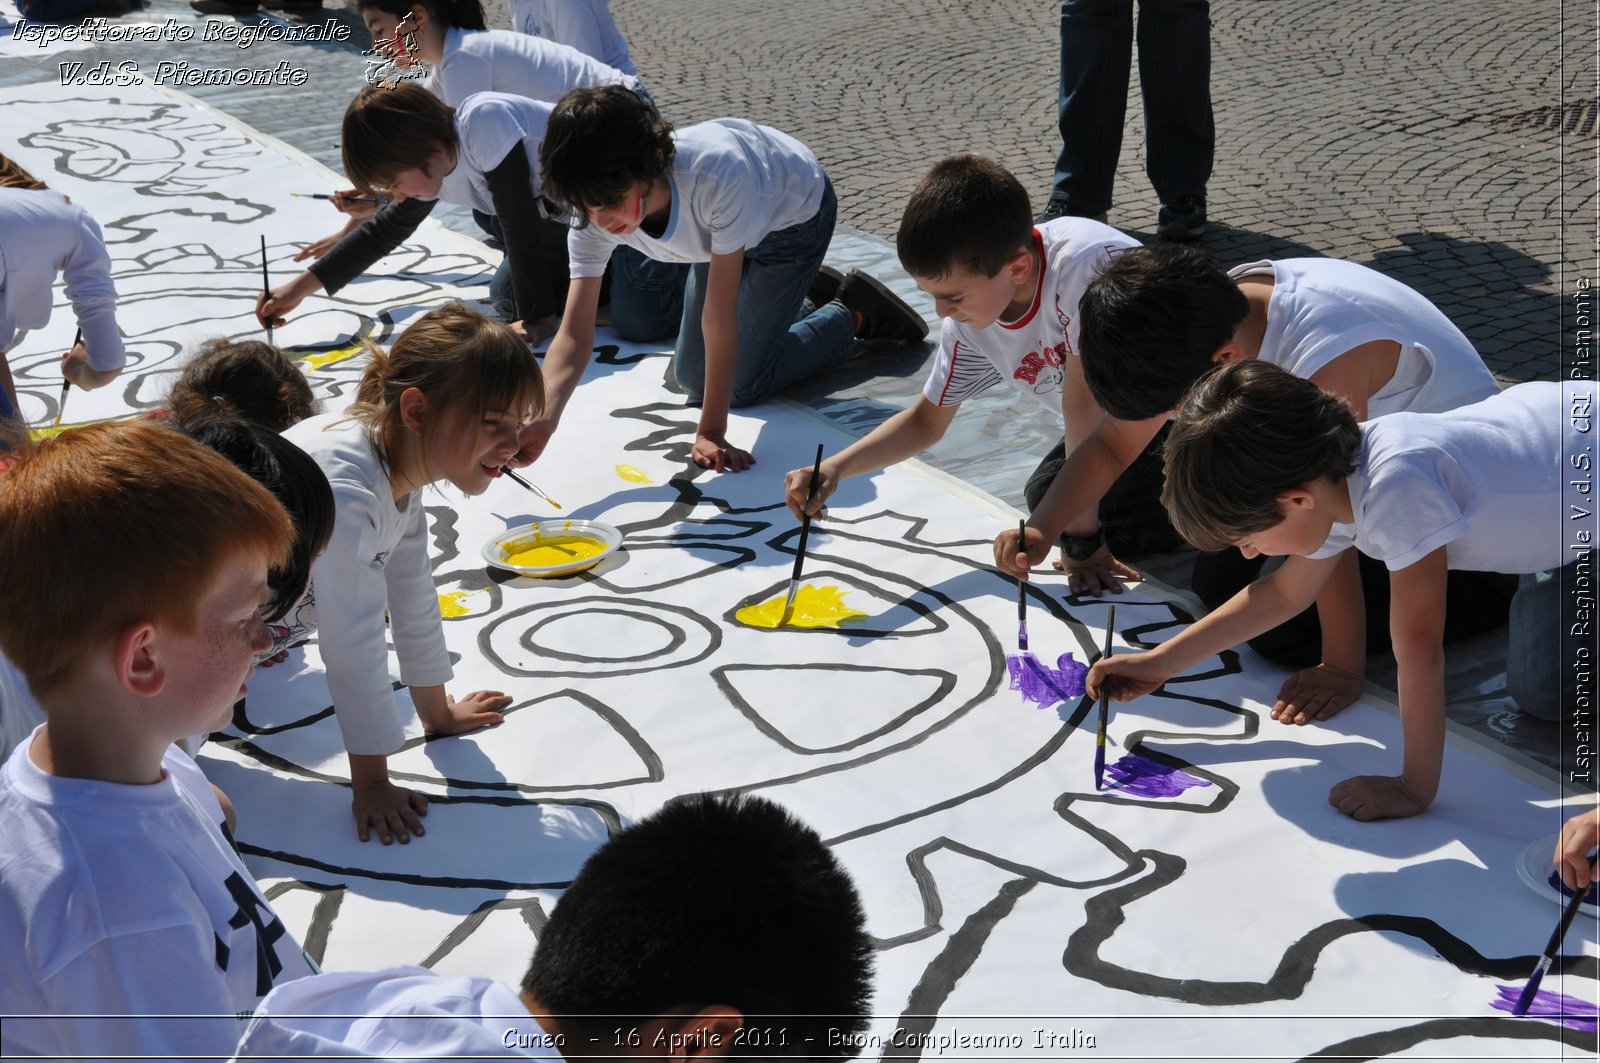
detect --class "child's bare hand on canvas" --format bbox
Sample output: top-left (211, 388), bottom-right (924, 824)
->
top-left (423, 691), bottom-right (510, 736)
top-left (352, 778), bottom-right (428, 845)
top-left (510, 314), bottom-right (560, 348)
top-left (1272, 663), bottom-right (1363, 725)
top-left (1055, 545), bottom-right (1139, 596)
top-left (293, 219), bottom-right (360, 263)
top-left (693, 431), bottom-right (754, 473)
top-left (1555, 807), bottom-right (1600, 891)
top-left (1328, 774), bottom-right (1428, 821)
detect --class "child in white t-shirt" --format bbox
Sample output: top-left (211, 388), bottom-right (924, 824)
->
top-left (507, 0), bottom-right (637, 77)
top-left (526, 85), bottom-right (927, 473)
top-left (781, 155), bottom-right (1151, 535)
top-left (1089, 362), bottom-right (1592, 822)
top-left (0, 156), bottom-right (127, 420)
top-left (0, 422), bottom-right (313, 1058)
top-left (234, 794), bottom-right (873, 1061)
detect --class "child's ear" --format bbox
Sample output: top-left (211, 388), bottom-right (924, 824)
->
top-left (1211, 341), bottom-right (1247, 365)
top-left (1276, 484), bottom-right (1318, 511)
top-left (114, 621), bottom-right (165, 698)
top-left (657, 1006), bottom-right (743, 1062)
top-left (398, 386), bottom-right (429, 434)
top-left (1004, 245), bottom-right (1034, 285)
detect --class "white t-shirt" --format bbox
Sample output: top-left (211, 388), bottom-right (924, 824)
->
top-left (1231, 258), bottom-right (1499, 418)
top-left (567, 119), bottom-right (826, 277)
top-left (1310, 381), bottom-right (1585, 574)
top-left (0, 734), bottom-right (312, 1059)
top-left (921, 218), bottom-right (1138, 417)
top-left (439, 92), bottom-right (551, 217)
top-left (507, 0), bottom-right (637, 76)
top-left (0, 187), bottom-right (125, 370)
top-left (0, 653), bottom-right (41, 763)
top-left (430, 26), bottom-right (637, 109)
top-left (282, 415), bottom-right (454, 756)
top-left (233, 965), bottom-right (559, 1059)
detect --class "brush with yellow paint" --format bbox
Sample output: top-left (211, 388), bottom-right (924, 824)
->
top-left (51, 328), bottom-right (81, 429)
top-left (501, 466), bottom-right (561, 510)
top-left (780, 443), bottom-right (825, 627)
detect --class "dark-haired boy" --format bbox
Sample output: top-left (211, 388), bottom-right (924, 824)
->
top-left (1088, 362), bottom-right (1592, 821)
top-left (233, 793), bottom-right (875, 1059)
top-left (0, 422), bottom-right (314, 1058)
top-left (781, 155), bottom-right (1161, 552)
top-left (1002, 244), bottom-right (1507, 728)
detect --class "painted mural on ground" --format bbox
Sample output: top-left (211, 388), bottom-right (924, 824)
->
top-left (4, 81), bottom-right (1595, 1061)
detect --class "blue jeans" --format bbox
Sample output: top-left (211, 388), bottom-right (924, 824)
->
top-left (609, 246), bottom-right (689, 343)
top-left (667, 179), bottom-right (854, 407)
top-left (1508, 553), bottom-right (1596, 720)
top-left (1051, 0), bottom-right (1214, 213)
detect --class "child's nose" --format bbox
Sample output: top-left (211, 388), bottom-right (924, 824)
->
top-left (248, 617), bottom-right (273, 654)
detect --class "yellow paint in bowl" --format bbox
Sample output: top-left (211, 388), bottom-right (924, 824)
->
top-left (504, 535), bottom-right (607, 568)
top-left (736, 584), bottom-right (867, 629)
top-left (615, 464), bottom-right (653, 484)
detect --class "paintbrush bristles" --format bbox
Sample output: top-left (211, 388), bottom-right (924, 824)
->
top-left (1511, 870), bottom-right (1590, 1016)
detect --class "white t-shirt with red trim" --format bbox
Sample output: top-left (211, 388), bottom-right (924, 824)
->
top-left (920, 217), bottom-right (1138, 418)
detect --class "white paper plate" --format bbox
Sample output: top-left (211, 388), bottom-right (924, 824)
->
top-left (1517, 834), bottom-right (1600, 913)
top-left (482, 520), bottom-right (622, 578)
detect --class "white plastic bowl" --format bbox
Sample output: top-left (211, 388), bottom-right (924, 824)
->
top-left (482, 519), bottom-right (623, 578)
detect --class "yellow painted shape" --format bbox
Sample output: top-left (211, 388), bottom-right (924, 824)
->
top-left (736, 584), bottom-right (867, 629)
top-left (295, 337), bottom-right (369, 371)
top-left (504, 535), bottom-right (607, 568)
top-left (27, 423), bottom-right (75, 441)
top-left (437, 590), bottom-right (476, 618)
top-left (614, 463), bottom-right (653, 484)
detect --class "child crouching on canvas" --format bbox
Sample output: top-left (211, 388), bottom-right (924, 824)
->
top-left (1088, 362), bottom-right (1591, 821)
top-left (283, 303), bottom-right (540, 844)
top-left (0, 422), bottom-right (313, 1059)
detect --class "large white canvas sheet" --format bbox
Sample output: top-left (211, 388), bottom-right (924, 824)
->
top-left (3, 81), bottom-right (1596, 1061)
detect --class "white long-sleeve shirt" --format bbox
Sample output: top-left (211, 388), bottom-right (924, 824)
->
top-left (0, 187), bottom-right (125, 370)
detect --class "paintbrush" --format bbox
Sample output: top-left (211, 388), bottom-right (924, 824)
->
top-left (52, 327), bottom-right (82, 429)
top-left (780, 443), bottom-right (825, 627)
top-left (1511, 863), bottom-right (1592, 1016)
top-left (1016, 518), bottom-right (1029, 650)
top-left (260, 235), bottom-right (273, 345)
top-left (1093, 604), bottom-right (1116, 791)
top-left (501, 465), bottom-right (562, 510)
top-left (291, 192), bottom-right (385, 204)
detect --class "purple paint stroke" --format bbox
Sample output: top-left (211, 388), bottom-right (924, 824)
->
top-left (1104, 754), bottom-right (1212, 798)
top-left (1548, 869), bottom-right (1600, 906)
top-left (1006, 652), bottom-right (1086, 709)
top-left (1492, 984), bottom-right (1599, 1032)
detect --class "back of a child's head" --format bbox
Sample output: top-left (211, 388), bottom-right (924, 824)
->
top-left (1163, 361), bottom-right (1361, 552)
top-left (350, 302), bottom-right (543, 471)
top-left (357, 0), bottom-right (486, 30)
top-left (342, 83), bottom-right (457, 194)
top-left (0, 154), bottom-right (46, 191)
top-left (539, 85), bottom-right (672, 227)
top-left (522, 793), bottom-right (874, 1061)
top-left (897, 154), bottom-right (1032, 280)
top-left (167, 338), bottom-right (318, 433)
top-left (0, 422), bottom-right (292, 700)
top-left (173, 416), bottom-right (335, 623)
top-left (1079, 243), bottom-right (1251, 422)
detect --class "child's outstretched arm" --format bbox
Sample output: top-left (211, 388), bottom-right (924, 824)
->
top-left (1087, 554), bottom-right (1341, 700)
top-left (259, 199), bottom-right (436, 327)
top-left (61, 208), bottom-right (126, 388)
top-left (782, 397), bottom-right (958, 519)
top-left (1556, 807), bottom-right (1600, 891)
top-left (693, 249), bottom-right (753, 472)
top-left (1329, 549), bottom-right (1448, 821)
top-left (514, 275), bottom-right (605, 466)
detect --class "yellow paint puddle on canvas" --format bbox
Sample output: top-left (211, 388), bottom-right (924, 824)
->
top-left (295, 336), bottom-right (369, 370)
top-left (736, 584), bottom-right (867, 629)
top-left (437, 590), bottom-right (477, 618)
top-left (615, 464), bottom-right (653, 484)
top-left (27, 423), bottom-right (74, 442)
top-left (504, 535), bottom-right (607, 568)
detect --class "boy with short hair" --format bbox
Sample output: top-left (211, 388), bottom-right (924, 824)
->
top-left (0, 422), bottom-right (314, 1058)
top-left (1003, 244), bottom-right (1508, 729)
top-left (782, 154), bottom-right (1166, 553)
top-left (234, 792), bottom-right (875, 1059)
top-left (1087, 362), bottom-right (1591, 822)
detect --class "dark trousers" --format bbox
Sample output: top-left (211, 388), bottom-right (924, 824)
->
top-left (1024, 423), bottom-right (1184, 560)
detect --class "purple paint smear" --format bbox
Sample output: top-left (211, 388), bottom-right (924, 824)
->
top-left (1006, 652), bottom-right (1086, 709)
top-left (1548, 869), bottom-right (1600, 906)
top-left (1104, 754), bottom-right (1212, 798)
top-left (1492, 984), bottom-right (1599, 1032)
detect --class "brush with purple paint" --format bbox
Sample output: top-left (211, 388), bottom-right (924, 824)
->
top-left (1512, 859), bottom-right (1593, 1016)
top-left (1016, 519), bottom-right (1028, 651)
top-left (1093, 605), bottom-right (1115, 791)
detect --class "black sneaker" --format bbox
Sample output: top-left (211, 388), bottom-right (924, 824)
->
top-left (1156, 196), bottom-right (1206, 241)
top-left (808, 264), bottom-right (845, 308)
top-left (1036, 197), bottom-right (1108, 225)
top-left (838, 270), bottom-right (929, 343)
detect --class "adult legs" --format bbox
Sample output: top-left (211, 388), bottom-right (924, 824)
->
top-left (671, 181), bottom-right (855, 407)
top-left (1135, 0), bottom-right (1214, 208)
top-left (1049, 0), bottom-right (1134, 216)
